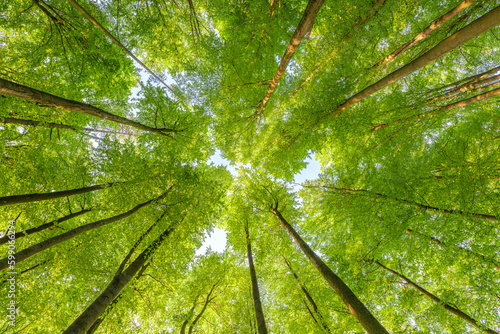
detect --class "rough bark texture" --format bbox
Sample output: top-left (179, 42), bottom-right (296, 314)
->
top-left (372, 260), bottom-right (498, 334)
top-left (328, 5), bottom-right (500, 117)
top-left (245, 226), bottom-right (269, 334)
top-left (0, 209), bottom-right (91, 245)
top-left (372, 0), bottom-right (476, 70)
top-left (272, 209), bottom-right (389, 334)
top-left (257, 0), bottom-right (325, 113)
top-left (63, 218), bottom-right (177, 334)
top-left (0, 78), bottom-right (176, 136)
top-left (0, 182), bottom-right (117, 207)
top-left (0, 193), bottom-right (165, 271)
top-left (67, 0), bottom-right (177, 96)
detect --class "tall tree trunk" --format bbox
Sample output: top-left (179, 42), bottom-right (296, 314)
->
top-left (0, 182), bottom-right (117, 207)
top-left (66, 0), bottom-right (178, 97)
top-left (180, 298), bottom-right (198, 334)
top-left (371, 0), bottom-right (476, 71)
top-left (0, 208), bottom-right (91, 245)
top-left (245, 225), bottom-right (269, 334)
top-left (283, 256), bottom-right (331, 333)
top-left (256, 0), bottom-right (325, 114)
top-left (63, 212), bottom-right (180, 334)
top-left (327, 5), bottom-right (500, 118)
top-left (1, 117), bottom-right (137, 137)
top-left (0, 191), bottom-right (169, 271)
top-left (188, 283), bottom-right (218, 334)
top-left (271, 208), bottom-right (388, 334)
top-left (0, 78), bottom-right (177, 136)
top-left (371, 260), bottom-right (498, 334)
top-left (405, 229), bottom-right (500, 270)
top-left (291, 0), bottom-right (386, 97)
top-left (302, 184), bottom-right (499, 222)
top-left (373, 85), bottom-right (500, 131)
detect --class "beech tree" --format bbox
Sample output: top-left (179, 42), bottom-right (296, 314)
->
top-left (1, 0), bottom-right (499, 333)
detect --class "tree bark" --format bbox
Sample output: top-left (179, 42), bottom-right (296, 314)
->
top-left (188, 283), bottom-right (218, 334)
top-left (328, 4), bottom-right (500, 118)
top-left (291, 0), bottom-right (386, 97)
top-left (0, 182), bottom-right (117, 207)
top-left (245, 226), bottom-right (269, 334)
top-left (0, 78), bottom-right (177, 136)
top-left (0, 191), bottom-right (168, 272)
top-left (256, 0), bottom-right (325, 113)
top-left (1, 117), bottom-right (137, 136)
top-left (67, 0), bottom-right (178, 97)
top-left (283, 256), bottom-right (331, 333)
top-left (63, 213), bottom-right (179, 334)
top-left (0, 208), bottom-right (91, 245)
top-left (303, 184), bottom-right (499, 222)
top-left (371, 0), bottom-right (476, 71)
top-left (371, 260), bottom-right (498, 334)
top-left (405, 229), bottom-right (500, 270)
top-left (272, 208), bottom-right (389, 334)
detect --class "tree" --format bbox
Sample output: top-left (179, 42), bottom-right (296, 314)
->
top-left (1, 0), bottom-right (499, 333)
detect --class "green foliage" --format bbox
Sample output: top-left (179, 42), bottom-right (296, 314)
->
top-left (1, 0), bottom-right (499, 333)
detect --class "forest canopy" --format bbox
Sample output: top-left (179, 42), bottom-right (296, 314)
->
top-left (0, 0), bottom-right (499, 333)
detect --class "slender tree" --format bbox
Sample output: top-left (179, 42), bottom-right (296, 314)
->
top-left (245, 225), bottom-right (269, 334)
top-left (0, 182), bottom-right (118, 207)
top-left (271, 204), bottom-right (389, 334)
top-left (0, 78), bottom-right (178, 136)
top-left (370, 259), bottom-right (498, 334)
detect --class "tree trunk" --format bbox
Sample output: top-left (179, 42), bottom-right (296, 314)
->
top-left (0, 208), bottom-right (91, 245)
top-left (405, 229), bottom-right (500, 270)
top-left (188, 283), bottom-right (218, 334)
top-left (1, 117), bottom-right (136, 136)
top-left (256, 0), bottom-right (325, 113)
top-left (371, 260), bottom-right (498, 334)
top-left (272, 208), bottom-right (388, 334)
top-left (328, 4), bottom-right (500, 118)
top-left (371, 0), bottom-right (476, 71)
top-left (291, 0), bottom-right (385, 97)
top-left (0, 182), bottom-right (117, 207)
top-left (373, 85), bottom-right (500, 131)
top-left (303, 184), bottom-right (499, 222)
top-left (283, 256), bottom-right (331, 333)
top-left (0, 78), bottom-right (177, 136)
top-left (63, 213), bottom-right (179, 334)
top-left (66, 0), bottom-right (178, 97)
top-left (0, 191), bottom-right (168, 272)
top-left (245, 226), bottom-right (269, 334)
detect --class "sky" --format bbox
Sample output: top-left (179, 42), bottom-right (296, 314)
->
top-left (195, 151), bottom-right (321, 255)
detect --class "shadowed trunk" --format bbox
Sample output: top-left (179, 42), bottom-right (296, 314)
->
top-left (302, 184), bottom-right (499, 222)
top-left (0, 78), bottom-right (177, 136)
top-left (272, 208), bottom-right (388, 334)
top-left (256, 0), bottom-right (325, 113)
top-left (67, 0), bottom-right (178, 97)
top-left (371, 0), bottom-right (476, 71)
top-left (245, 225), bottom-right (269, 334)
top-left (283, 256), bottom-right (331, 333)
top-left (328, 5), bottom-right (500, 118)
top-left (371, 260), bottom-right (498, 334)
top-left (0, 182), bottom-right (118, 207)
top-left (63, 212), bottom-right (180, 334)
top-left (0, 209), bottom-right (91, 245)
top-left (0, 190), bottom-right (169, 271)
